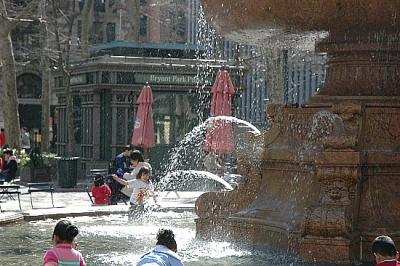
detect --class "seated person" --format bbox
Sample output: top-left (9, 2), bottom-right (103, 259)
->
top-left (91, 175), bottom-right (112, 205)
top-left (113, 146), bottom-right (132, 175)
top-left (0, 149), bottom-right (18, 182)
top-left (108, 146), bottom-right (132, 204)
top-left (120, 150), bottom-right (152, 197)
top-left (137, 229), bottom-right (184, 266)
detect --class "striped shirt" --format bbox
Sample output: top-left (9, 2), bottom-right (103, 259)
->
top-left (43, 243), bottom-right (86, 266)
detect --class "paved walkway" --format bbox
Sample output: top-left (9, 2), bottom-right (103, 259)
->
top-left (0, 185), bottom-right (203, 225)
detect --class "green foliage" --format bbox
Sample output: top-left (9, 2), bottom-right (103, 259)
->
top-left (0, 147), bottom-right (56, 168)
top-left (18, 147), bottom-right (56, 168)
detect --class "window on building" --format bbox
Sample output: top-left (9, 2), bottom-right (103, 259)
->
top-left (54, 77), bottom-right (64, 88)
top-left (117, 72), bottom-right (135, 84)
top-left (176, 10), bottom-right (186, 41)
top-left (73, 95), bottom-right (82, 144)
top-left (101, 72), bottom-right (111, 83)
top-left (17, 74), bottom-right (42, 99)
top-left (11, 22), bottom-right (40, 53)
top-left (78, 0), bottom-right (85, 11)
top-left (139, 15), bottom-right (148, 36)
top-left (91, 21), bottom-right (103, 44)
top-left (77, 20), bottom-right (82, 38)
top-left (154, 115), bottom-right (171, 145)
top-left (94, 0), bottom-right (105, 12)
top-left (106, 23), bottom-right (116, 42)
top-left (86, 72), bottom-right (95, 84)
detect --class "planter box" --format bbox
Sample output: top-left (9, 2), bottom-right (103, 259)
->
top-left (20, 166), bottom-right (52, 183)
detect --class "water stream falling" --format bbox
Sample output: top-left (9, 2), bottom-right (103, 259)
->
top-left (158, 115), bottom-right (261, 190)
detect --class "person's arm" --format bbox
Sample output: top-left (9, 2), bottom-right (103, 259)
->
top-left (79, 253), bottom-right (86, 266)
top-left (105, 184), bottom-right (112, 197)
top-left (111, 174), bottom-right (128, 186)
top-left (43, 250), bottom-right (58, 266)
top-left (149, 182), bottom-right (158, 204)
top-left (91, 187), bottom-right (97, 197)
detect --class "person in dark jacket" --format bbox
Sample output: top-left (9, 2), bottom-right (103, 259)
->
top-left (137, 229), bottom-right (184, 266)
top-left (372, 235), bottom-right (400, 266)
top-left (0, 149), bottom-right (18, 182)
top-left (113, 146), bottom-right (132, 175)
top-left (109, 146), bottom-right (132, 204)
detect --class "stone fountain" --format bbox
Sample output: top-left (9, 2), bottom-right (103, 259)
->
top-left (195, 0), bottom-right (400, 263)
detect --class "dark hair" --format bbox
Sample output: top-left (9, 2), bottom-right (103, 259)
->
top-left (21, 127), bottom-right (28, 132)
top-left (156, 229), bottom-right (177, 251)
top-left (4, 149), bottom-right (13, 156)
top-left (122, 145), bottom-right (131, 152)
top-left (52, 220), bottom-right (79, 243)
top-left (372, 236), bottom-right (397, 257)
top-left (136, 167), bottom-right (151, 179)
top-left (130, 150), bottom-right (144, 162)
top-left (0, 128), bottom-right (4, 132)
top-left (94, 175), bottom-right (104, 187)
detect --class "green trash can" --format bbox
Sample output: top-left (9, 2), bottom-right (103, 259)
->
top-left (55, 157), bottom-right (80, 188)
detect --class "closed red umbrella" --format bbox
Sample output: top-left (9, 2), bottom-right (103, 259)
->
top-left (131, 85), bottom-right (155, 148)
top-left (204, 69), bottom-right (235, 154)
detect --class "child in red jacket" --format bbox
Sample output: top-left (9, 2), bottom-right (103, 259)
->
top-left (91, 175), bottom-right (111, 205)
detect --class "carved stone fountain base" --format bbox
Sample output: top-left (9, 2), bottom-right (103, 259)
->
top-left (196, 96), bottom-right (400, 263)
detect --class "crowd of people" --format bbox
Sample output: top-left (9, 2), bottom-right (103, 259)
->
top-left (90, 146), bottom-right (157, 215)
top-left (42, 218), bottom-right (399, 266)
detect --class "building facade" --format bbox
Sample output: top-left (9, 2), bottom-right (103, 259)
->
top-left (53, 43), bottom-right (244, 172)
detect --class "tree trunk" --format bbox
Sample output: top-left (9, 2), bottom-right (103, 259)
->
top-left (0, 0), bottom-right (21, 149)
top-left (80, 0), bottom-right (93, 58)
top-left (65, 76), bottom-right (75, 156)
top-left (0, 33), bottom-right (21, 149)
top-left (40, 0), bottom-right (50, 152)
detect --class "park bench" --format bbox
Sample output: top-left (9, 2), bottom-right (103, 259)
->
top-left (0, 185), bottom-right (21, 210)
top-left (27, 182), bottom-right (54, 208)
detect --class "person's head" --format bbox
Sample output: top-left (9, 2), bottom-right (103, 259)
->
top-left (130, 150), bottom-right (144, 167)
top-left (137, 166), bottom-right (151, 182)
top-left (1, 128), bottom-right (4, 133)
top-left (156, 229), bottom-right (177, 252)
top-left (21, 127), bottom-right (28, 133)
top-left (122, 145), bottom-right (131, 156)
top-left (372, 235), bottom-right (399, 263)
top-left (94, 175), bottom-right (105, 187)
top-left (4, 149), bottom-right (13, 159)
top-left (52, 220), bottom-right (79, 245)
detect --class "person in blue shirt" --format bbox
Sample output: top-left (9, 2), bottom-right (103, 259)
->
top-left (114, 146), bottom-right (132, 175)
top-left (109, 146), bottom-right (132, 204)
top-left (137, 229), bottom-right (184, 266)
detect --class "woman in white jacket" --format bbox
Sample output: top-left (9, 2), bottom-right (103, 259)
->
top-left (121, 150), bottom-right (152, 197)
